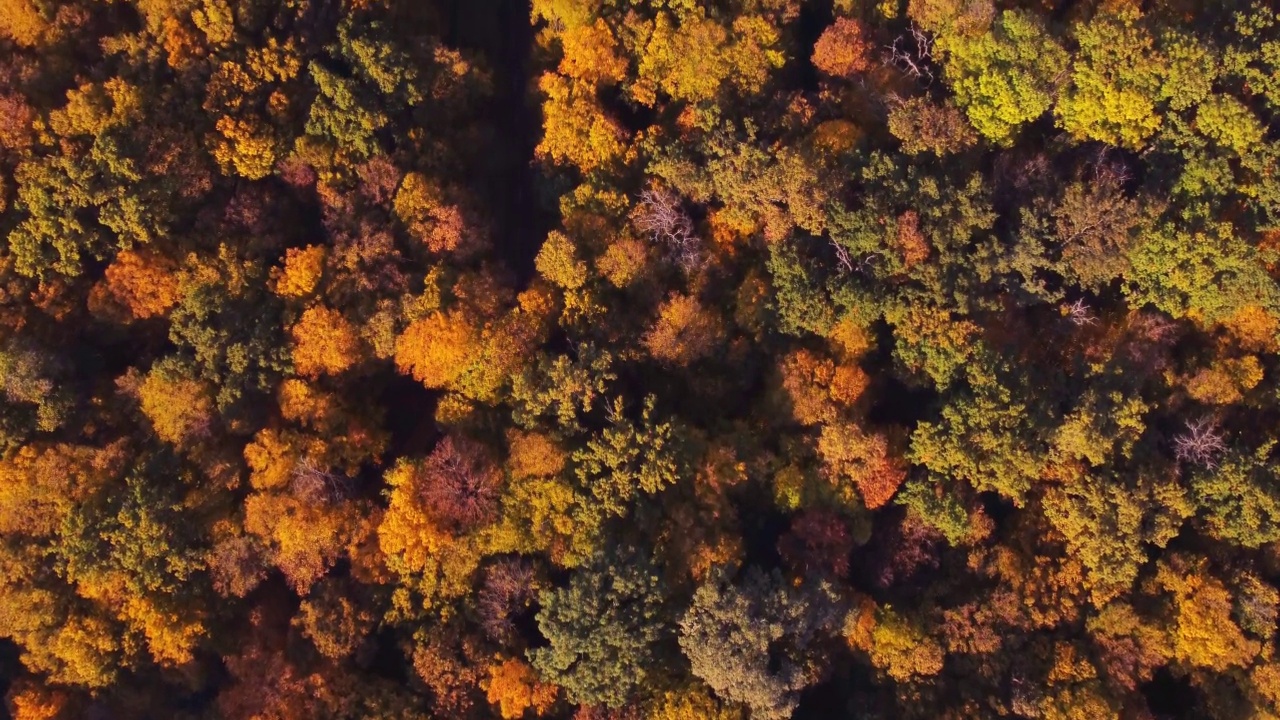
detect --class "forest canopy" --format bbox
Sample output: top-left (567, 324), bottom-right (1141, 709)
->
top-left (0, 0), bottom-right (1278, 718)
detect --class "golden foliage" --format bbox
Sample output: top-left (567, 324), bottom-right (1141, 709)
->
top-left (643, 293), bottom-right (725, 366)
top-left (273, 245), bottom-right (326, 299)
top-left (634, 12), bottom-right (783, 105)
top-left (291, 306), bottom-right (363, 378)
top-left (0, 0), bottom-right (49, 47)
top-left (244, 428), bottom-right (301, 491)
top-left (0, 444), bottom-right (106, 536)
top-left (778, 349), bottom-right (868, 425)
top-left (394, 172), bottom-right (469, 254)
top-left (867, 607), bottom-right (945, 681)
top-left (818, 421), bottom-right (907, 509)
top-left (377, 459), bottom-right (485, 605)
top-left (1184, 355), bottom-right (1263, 405)
top-left (827, 317), bottom-right (873, 360)
top-left (812, 18), bottom-right (872, 77)
top-left (646, 684), bottom-right (742, 720)
top-left (507, 430), bottom-right (568, 480)
top-left (1223, 305), bottom-right (1280, 352)
top-left (535, 231), bottom-right (588, 290)
top-left (559, 18), bottom-right (627, 85)
top-left (91, 250), bottom-right (181, 321)
top-left (484, 656), bottom-right (558, 719)
top-left (844, 595), bottom-right (878, 651)
top-left (536, 72), bottom-right (627, 172)
top-left (7, 679), bottom-right (70, 720)
top-left (138, 370), bottom-right (213, 445)
top-left (211, 116), bottom-right (276, 180)
top-left (597, 235), bottom-right (650, 288)
top-left (244, 491), bottom-right (363, 593)
top-left (894, 211), bottom-right (931, 269)
top-left (1158, 562), bottom-right (1261, 671)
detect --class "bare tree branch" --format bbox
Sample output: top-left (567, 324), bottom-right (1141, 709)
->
top-left (634, 188), bottom-right (704, 272)
top-left (1174, 418), bottom-right (1227, 469)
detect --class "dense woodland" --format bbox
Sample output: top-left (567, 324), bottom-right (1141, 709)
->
top-left (0, 0), bottom-right (1278, 717)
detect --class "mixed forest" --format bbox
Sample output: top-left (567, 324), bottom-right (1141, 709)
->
top-left (0, 0), bottom-right (1278, 717)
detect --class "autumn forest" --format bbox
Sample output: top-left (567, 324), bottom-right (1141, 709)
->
top-left (0, 0), bottom-right (1278, 717)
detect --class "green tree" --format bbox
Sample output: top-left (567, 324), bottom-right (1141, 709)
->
top-left (530, 550), bottom-right (672, 708)
top-left (937, 11), bottom-right (1068, 145)
top-left (1187, 442), bottom-right (1280, 548)
top-left (679, 568), bottom-right (840, 720)
top-left (1055, 13), bottom-right (1167, 149)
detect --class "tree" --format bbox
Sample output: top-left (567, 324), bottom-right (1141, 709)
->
top-left (937, 11), bottom-right (1069, 145)
top-left (863, 606), bottom-right (945, 682)
top-left (1125, 222), bottom-right (1280, 326)
top-left (908, 363), bottom-right (1050, 504)
top-left (137, 360), bottom-right (215, 446)
top-left (811, 18), bottom-right (872, 78)
top-left (486, 656), bottom-right (559, 719)
top-left (1042, 470), bottom-right (1191, 604)
top-left (559, 18), bottom-right (628, 86)
top-left (536, 72), bottom-right (627, 172)
top-left (679, 568), bottom-right (840, 720)
top-left (0, 0), bottom-right (50, 47)
top-left (1156, 560), bottom-right (1262, 672)
top-left (272, 245), bottom-right (326, 299)
top-left (290, 305), bottom-right (364, 378)
top-left (1055, 13), bottom-right (1166, 149)
top-left (294, 577), bottom-right (375, 660)
top-left (91, 249), bottom-right (182, 320)
top-left (530, 552), bottom-right (671, 708)
top-left (417, 436), bottom-right (503, 533)
top-left (536, 231), bottom-right (588, 290)
top-left (633, 11), bottom-right (783, 106)
top-left (887, 97), bottom-right (978, 155)
top-left (643, 294), bottom-right (725, 366)
top-left (395, 311), bottom-right (481, 389)
top-left (572, 396), bottom-right (685, 519)
top-left (393, 172), bottom-right (472, 255)
top-left (817, 421), bottom-right (907, 510)
top-left (1187, 442), bottom-right (1280, 548)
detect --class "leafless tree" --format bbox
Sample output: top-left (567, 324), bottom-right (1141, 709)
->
top-left (829, 238), bottom-right (880, 276)
top-left (419, 436), bottom-right (502, 532)
top-left (1174, 418), bottom-right (1227, 469)
top-left (830, 239), bottom-right (855, 274)
top-left (291, 457), bottom-right (352, 505)
top-left (477, 558), bottom-right (537, 641)
top-left (634, 187), bottom-right (703, 271)
top-left (884, 25), bottom-right (935, 87)
top-left (1121, 311), bottom-right (1179, 373)
top-left (1063, 298), bottom-right (1098, 327)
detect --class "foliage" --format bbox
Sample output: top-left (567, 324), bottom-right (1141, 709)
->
top-left (0, 1), bottom-right (1277, 717)
top-left (679, 568), bottom-right (840, 720)
top-left (530, 552), bottom-right (670, 708)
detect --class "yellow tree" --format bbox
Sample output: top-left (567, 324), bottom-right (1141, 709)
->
top-left (558, 18), bottom-right (628, 86)
top-left (394, 310), bottom-right (481, 389)
top-left (137, 364), bottom-right (214, 446)
top-left (290, 305), bottom-right (364, 378)
top-left (812, 18), bottom-right (872, 78)
top-left (818, 421), bottom-right (908, 510)
top-left (634, 11), bottom-right (783, 105)
top-left (1156, 560), bottom-right (1262, 672)
top-left (643, 293), bottom-right (725, 366)
top-left (483, 656), bottom-right (558, 719)
top-left (90, 250), bottom-right (182, 321)
top-left (0, 0), bottom-right (50, 47)
top-left (536, 72), bottom-right (627, 172)
top-left (272, 246), bottom-right (326, 300)
top-left (393, 172), bottom-right (471, 255)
